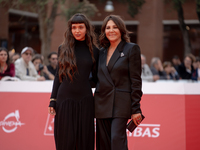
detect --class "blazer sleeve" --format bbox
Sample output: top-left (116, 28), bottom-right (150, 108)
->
top-left (128, 44), bottom-right (143, 114)
top-left (50, 46), bottom-right (61, 99)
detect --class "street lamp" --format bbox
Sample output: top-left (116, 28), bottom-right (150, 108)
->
top-left (104, 1), bottom-right (114, 12)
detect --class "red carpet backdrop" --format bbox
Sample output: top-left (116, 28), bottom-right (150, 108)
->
top-left (0, 81), bottom-right (200, 150)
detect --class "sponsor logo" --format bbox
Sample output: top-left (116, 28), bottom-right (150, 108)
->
top-left (0, 110), bottom-right (25, 133)
top-left (127, 124), bottom-right (160, 138)
top-left (44, 114), bottom-right (54, 136)
top-left (44, 114), bottom-right (160, 139)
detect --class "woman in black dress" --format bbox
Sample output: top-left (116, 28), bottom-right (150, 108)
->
top-left (48, 13), bottom-right (98, 150)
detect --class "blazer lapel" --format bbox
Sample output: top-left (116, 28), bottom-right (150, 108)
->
top-left (100, 48), bottom-right (114, 86)
top-left (107, 41), bottom-right (126, 72)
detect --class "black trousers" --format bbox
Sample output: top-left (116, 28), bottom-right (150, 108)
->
top-left (96, 118), bottom-right (128, 150)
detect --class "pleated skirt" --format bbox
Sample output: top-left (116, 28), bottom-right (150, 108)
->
top-left (54, 94), bottom-right (94, 150)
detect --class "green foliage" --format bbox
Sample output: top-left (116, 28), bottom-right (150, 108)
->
top-left (126, 0), bottom-right (145, 18)
top-left (164, 0), bottom-right (186, 10)
top-left (62, 0), bottom-right (98, 20)
top-left (0, 0), bottom-right (98, 19)
top-left (196, 0), bottom-right (200, 5)
top-left (0, 0), bottom-right (48, 10)
top-left (196, 0), bottom-right (200, 12)
top-left (172, 0), bottom-right (186, 10)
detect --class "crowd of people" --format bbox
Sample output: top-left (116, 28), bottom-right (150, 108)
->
top-left (141, 54), bottom-right (200, 82)
top-left (0, 47), bottom-right (58, 81)
top-left (0, 45), bottom-right (200, 82)
top-left (1, 13), bottom-right (199, 150)
top-left (0, 46), bottom-right (200, 82)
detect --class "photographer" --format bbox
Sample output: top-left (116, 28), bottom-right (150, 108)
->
top-left (32, 54), bottom-right (54, 80)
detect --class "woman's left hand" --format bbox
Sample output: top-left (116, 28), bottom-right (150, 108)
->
top-left (48, 107), bottom-right (56, 116)
top-left (131, 113), bottom-right (142, 126)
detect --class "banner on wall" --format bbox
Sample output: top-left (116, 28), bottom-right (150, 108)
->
top-left (0, 81), bottom-right (200, 150)
top-left (0, 110), bottom-right (25, 133)
top-left (44, 114), bottom-right (161, 138)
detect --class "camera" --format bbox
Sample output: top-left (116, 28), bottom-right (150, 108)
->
top-left (38, 64), bottom-right (44, 71)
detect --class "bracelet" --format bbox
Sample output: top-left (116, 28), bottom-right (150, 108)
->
top-left (50, 98), bottom-right (56, 101)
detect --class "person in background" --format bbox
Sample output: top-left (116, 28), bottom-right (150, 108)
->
top-left (15, 47), bottom-right (45, 81)
top-left (141, 54), bottom-right (153, 82)
top-left (178, 54), bottom-right (195, 80)
top-left (150, 57), bottom-right (167, 81)
top-left (191, 56), bottom-right (199, 81)
top-left (0, 47), bottom-right (15, 80)
top-left (163, 61), bottom-right (179, 80)
top-left (47, 52), bottom-right (58, 76)
top-left (32, 54), bottom-right (54, 80)
top-left (196, 57), bottom-right (200, 81)
top-left (11, 53), bottom-right (20, 63)
top-left (172, 55), bottom-right (181, 72)
top-left (8, 49), bottom-right (15, 61)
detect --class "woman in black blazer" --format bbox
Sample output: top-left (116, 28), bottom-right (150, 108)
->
top-left (94, 15), bottom-right (143, 150)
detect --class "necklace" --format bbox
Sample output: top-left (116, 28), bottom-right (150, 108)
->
top-left (0, 64), bottom-right (7, 74)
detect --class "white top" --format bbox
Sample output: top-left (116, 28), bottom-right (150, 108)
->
top-left (14, 58), bottom-right (40, 81)
top-left (141, 64), bottom-right (153, 82)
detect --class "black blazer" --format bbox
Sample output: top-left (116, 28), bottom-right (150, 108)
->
top-left (94, 41), bottom-right (143, 119)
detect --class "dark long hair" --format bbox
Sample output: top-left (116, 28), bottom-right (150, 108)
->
top-left (99, 15), bottom-right (130, 48)
top-left (59, 13), bottom-right (98, 82)
top-left (0, 47), bottom-right (10, 66)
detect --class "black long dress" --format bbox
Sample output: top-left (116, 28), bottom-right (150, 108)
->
top-left (50, 40), bottom-right (98, 150)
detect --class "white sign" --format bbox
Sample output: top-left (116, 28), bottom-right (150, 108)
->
top-left (127, 124), bottom-right (161, 138)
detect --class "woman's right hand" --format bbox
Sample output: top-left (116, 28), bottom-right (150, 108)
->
top-left (48, 107), bottom-right (56, 115)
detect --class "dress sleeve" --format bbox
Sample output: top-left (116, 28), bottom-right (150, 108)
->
top-left (128, 44), bottom-right (143, 114)
top-left (89, 46), bottom-right (99, 88)
top-left (50, 47), bottom-right (61, 99)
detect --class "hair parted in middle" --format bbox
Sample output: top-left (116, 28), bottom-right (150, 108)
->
top-left (0, 47), bottom-right (10, 66)
top-left (99, 15), bottom-right (131, 48)
top-left (59, 13), bottom-right (98, 82)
